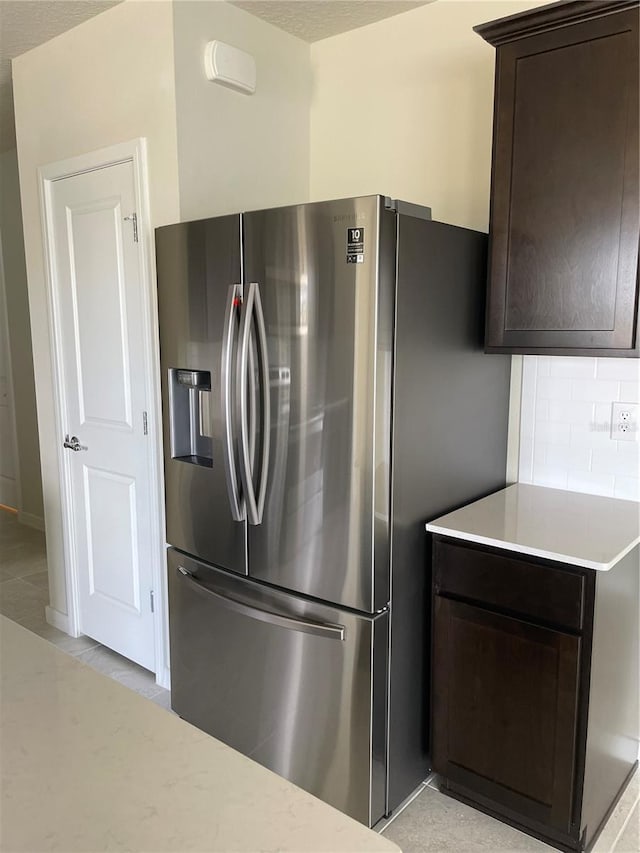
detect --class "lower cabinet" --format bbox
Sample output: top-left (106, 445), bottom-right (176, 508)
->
top-left (431, 536), bottom-right (639, 852)
top-left (433, 597), bottom-right (581, 833)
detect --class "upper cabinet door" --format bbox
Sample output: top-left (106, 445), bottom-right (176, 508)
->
top-left (478, 2), bottom-right (639, 356)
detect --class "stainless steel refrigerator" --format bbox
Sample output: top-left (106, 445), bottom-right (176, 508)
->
top-left (155, 195), bottom-right (510, 826)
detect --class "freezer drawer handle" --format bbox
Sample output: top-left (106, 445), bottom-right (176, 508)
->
top-left (221, 284), bottom-right (245, 521)
top-left (237, 281), bottom-right (271, 526)
top-left (176, 567), bottom-right (345, 640)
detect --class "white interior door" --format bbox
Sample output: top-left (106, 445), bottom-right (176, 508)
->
top-left (0, 232), bottom-right (18, 509)
top-left (48, 161), bottom-right (155, 670)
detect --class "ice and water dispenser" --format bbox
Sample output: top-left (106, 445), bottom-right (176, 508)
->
top-left (169, 369), bottom-right (213, 468)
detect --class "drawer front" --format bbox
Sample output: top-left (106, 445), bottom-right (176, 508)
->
top-left (433, 538), bottom-right (585, 631)
top-left (168, 548), bottom-right (388, 826)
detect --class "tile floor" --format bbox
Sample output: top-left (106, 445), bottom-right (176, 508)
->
top-left (381, 777), bottom-right (639, 853)
top-left (0, 509), bottom-right (171, 711)
top-left (1, 508), bottom-right (638, 852)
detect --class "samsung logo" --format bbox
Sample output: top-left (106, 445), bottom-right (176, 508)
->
top-left (333, 213), bottom-right (366, 223)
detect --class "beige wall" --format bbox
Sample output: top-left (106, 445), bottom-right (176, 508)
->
top-left (172, 1), bottom-right (310, 220)
top-left (12, 0), bottom-right (180, 621)
top-left (0, 149), bottom-right (43, 522)
top-left (310, 0), bottom-right (543, 232)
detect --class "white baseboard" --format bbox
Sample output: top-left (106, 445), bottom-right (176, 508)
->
top-left (18, 511), bottom-right (45, 531)
top-left (45, 605), bottom-right (71, 634)
top-left (156, 664), bottom-right (171, 691)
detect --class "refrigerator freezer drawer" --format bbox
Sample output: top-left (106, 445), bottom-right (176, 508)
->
top-left (167, 547), bottom-right (388, 826)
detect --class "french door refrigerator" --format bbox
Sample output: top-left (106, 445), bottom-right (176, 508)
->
top-left (155, 195), bottom-right (510, 826)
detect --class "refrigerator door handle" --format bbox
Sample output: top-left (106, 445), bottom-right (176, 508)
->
top-left (237, 282), bottom-right (270, 526)
top-left (221, 284), bottom-right (245, 521)
top-left (176, 567), bottom-right (345, 640)
top-left (252, 282), bottom-right (271, 523)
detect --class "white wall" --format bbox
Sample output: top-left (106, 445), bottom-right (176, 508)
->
top-left (172, 0), bottom-right (310, 219)
top-left (12, 0), bottom-right (180, 623)
top-left (310, 0), bottom-right (543, 232)
top-left (0, 149), bottom-right (43, 522)
top-left (519, 357), bottom-right (640, 501)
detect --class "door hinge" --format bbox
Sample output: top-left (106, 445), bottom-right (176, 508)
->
top-left (143, 411), bottom-right (148, 435)
top-left (150, 590), bottom-right (155, 613)
top-left (124, 212), bottom-right (139, 243)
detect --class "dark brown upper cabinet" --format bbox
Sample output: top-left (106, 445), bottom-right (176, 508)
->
top-left (476, 1), bottom-right (640, 356)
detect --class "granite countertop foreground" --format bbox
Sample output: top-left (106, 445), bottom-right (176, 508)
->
top-left (0, 616), bottom-right (399, 853)
top-left (426, 483), bottom-right (640, 571)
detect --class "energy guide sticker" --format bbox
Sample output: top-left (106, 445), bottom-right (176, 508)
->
top-left (346, 227), bottom-right (365, 264)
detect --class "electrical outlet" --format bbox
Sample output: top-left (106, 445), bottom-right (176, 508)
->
top-left (611, 402), bottom-right (639, 442)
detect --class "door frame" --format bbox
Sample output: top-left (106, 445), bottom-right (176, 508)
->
top-left (38, 139), bottom-right (169, 687)
top-left (0, 229), bottom-right (22, 512)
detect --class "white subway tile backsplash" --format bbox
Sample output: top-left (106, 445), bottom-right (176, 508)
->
top-left (536, 376), bottom-right (572, 400)
top-left (518, 357), bottom-right (538, 483)
top-left (545, 443), bottom-right (592, 471)
top-left (570, 379), bottom-right (619, 402)
top-left (614, 477), bottom-right (640, 502)
top-left (593, 401), bottom-right (615, 427)
top-left (531, 462), bottom-right (569, 489)
top-left (591, 444), bottom-right (639, 477)
top-left (536, 357), bottom-right (551, 377)
top-left (567, 471), bottom-right (616, 496)
top-left (570, 423), bottom-right (613, 449)
top-left (519, 356), bottom-right (640, 502)
top-left (535, 421), bottom-right (572, 443)
top-left (549, 357), bottom-right (596, 379)
top-left (532, 442), bottom-right (546, 470)
top-left (596, 358), bottom-right (640, 381)
top-left (619, 381), bottom-right (640, 403)
top-left (547, 400), bottom-right (594, 424)
top-left (534, 399), bottom-right (549, 422)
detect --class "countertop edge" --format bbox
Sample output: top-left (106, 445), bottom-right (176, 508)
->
top-left (424, 524), bottom-right (640, 572)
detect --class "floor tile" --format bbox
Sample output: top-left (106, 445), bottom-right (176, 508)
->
top-left (150, 688), bottom-right (174, 712)
top-left (0, 578), bottom-right (49, 604)
top-left (1, 553), bottom-right (48, 579)
top-left (0, 579), bottom-right (49, 627)
top-left (0, 565), bottom-right (17, 582)
top-left (0, 593), bottom-right (47, 625)
top-left (74, 644), bottom-right (159, 698)
top-left (18, 615), bottom-right (101, 656)
top-left (383, 784), bottom-right (552, 852)
top-left (594, 770), bottom-right (639, 853)
top-left (614, 799), bottom-right (639, 853)
top-left (0, 510), bottom-right (166, 704)
top-left (21, 571), bottom-right (50, 592)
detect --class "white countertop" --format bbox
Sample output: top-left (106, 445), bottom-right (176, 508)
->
top-left (0, 616), bottom-right (399, 853)
top-left (425, 483), bottom-right (640, 571)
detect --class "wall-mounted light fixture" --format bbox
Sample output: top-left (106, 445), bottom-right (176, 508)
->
top-left (204, 40), bottom-right (256, 95)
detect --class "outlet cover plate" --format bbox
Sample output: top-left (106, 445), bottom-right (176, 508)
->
top-left (611, 402), bottom-right (639, 442)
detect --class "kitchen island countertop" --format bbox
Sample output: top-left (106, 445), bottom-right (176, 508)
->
top-left (0, 615), bottom-right (399, 853)
top-left (425, 483), bottom-right (640, 571)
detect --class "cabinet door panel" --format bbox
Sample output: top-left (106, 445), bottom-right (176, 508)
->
top-left (432, 596), bottom-right (581, 832)
top-left (486, 9), bottom-right (639, 352)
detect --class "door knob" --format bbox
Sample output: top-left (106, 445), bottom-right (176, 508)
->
top-left (63, 434), bottom-right (88, 452)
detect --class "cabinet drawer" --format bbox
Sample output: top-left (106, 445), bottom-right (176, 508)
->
top-left (433, 538), bottom-right (585, 631)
